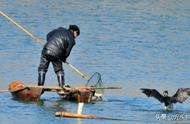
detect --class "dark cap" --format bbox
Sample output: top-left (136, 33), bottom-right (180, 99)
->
top-left (69, 25), bottom-right (80, 36)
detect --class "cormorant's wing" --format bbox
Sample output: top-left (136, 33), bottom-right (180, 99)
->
top-left (172, 88), bottom-right (190, 103)
top-left (140, 88), bottom-right (164, 103)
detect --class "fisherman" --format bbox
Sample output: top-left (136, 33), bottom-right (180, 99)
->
top-left (38, 25), bottom-right (80, 88)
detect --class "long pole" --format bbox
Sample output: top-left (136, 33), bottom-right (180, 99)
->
top-left (0, 11), bottom-right (44, 46)
top-left (55, 111), bottom-right (126, 120)
top-left (65, 62), bottom-right (90, 80)
top-left (0, 89), bottom-right (9, 93)
top-left (0, 11), bottom-right (90, 80)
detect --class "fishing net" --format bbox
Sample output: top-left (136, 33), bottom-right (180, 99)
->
top-left (85, 72), bottom-right (104, 95)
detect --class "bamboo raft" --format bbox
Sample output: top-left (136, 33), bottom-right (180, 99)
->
top-left (6, 81), bottom-right (123, 120)
top-left (8, 81), bottom-right (96, 102)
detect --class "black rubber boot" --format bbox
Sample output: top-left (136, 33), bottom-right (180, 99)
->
top-left (38, 71), bottom-right (46, 86)
top-left (56, 71), bottom-right (65, 88)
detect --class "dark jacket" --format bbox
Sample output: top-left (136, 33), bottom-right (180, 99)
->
top-left (42, 27), bottom-right (75, 61)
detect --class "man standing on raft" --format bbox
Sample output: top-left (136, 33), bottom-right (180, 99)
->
top-left (38, 25), bottom-right (80, 88)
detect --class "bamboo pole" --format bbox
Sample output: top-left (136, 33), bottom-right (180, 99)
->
top-left (0, 89), bottom-right (9, 93)
top-left (0, 11), bottom-right (45, 46)
top-left (26, 85), bottom-right (122, 90)
top-left (55, 111), bottom-right (122, 120)
top-left (65, 62), bottom-right (90, 80)
top-left (55, 111), bottom-right (100, 119)
top-left (0, 88), bottom-right (27, 93)
top-left (0, 85), bottom-right (121, 93)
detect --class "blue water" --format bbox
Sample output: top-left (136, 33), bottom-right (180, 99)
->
top-left (0, 0), bottom-right (190, 124)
